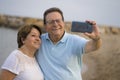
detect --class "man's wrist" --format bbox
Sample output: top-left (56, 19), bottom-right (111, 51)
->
top-left (91, 36), bottom-right (101, 41)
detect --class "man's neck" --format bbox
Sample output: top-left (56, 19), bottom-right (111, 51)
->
top-left (49, 32), bottom-right (65, 44)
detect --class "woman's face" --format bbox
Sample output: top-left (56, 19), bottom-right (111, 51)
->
top-left (23, 28), bottom-right (41, 50)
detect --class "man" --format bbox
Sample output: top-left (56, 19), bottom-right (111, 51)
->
top-left (36, 7), bottom-right (102, 80)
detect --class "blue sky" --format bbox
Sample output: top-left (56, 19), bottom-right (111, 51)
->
top-left (0, 0), bottom-right (120, 27)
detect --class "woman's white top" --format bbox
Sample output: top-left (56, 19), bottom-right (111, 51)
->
top-left (1, 49), bottom-right (44, 80)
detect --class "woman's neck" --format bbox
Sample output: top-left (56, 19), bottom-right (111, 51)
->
top-left (19, 46), bottom-right (36, 57)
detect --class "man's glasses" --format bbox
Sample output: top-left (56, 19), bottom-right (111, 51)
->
top-left (46, 19), bottom-right (63, 25)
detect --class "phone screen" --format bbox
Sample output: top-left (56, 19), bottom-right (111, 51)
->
top-left (71, 21), bottom-right (93, 33)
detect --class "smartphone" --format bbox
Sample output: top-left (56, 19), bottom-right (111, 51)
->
top-left (71, 21), bottom-right (93, 33)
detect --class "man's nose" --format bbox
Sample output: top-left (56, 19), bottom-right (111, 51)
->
top-left (52, 20), bottom-right (58, 25)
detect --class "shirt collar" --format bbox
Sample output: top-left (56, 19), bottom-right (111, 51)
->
top-left (45, 32), bottom-right (68, 43)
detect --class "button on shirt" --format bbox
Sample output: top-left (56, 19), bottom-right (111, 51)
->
top-left (36, 32), bottom-right (88, 80)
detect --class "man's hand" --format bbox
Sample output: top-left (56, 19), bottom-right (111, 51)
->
top-left (84, 20), bottom-right (100, 40)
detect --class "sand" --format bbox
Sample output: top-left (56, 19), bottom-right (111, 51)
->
top-left (82, 33), bottom-right (120, 80)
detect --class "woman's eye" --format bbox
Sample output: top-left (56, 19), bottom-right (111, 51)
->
top-left (31, 35), bottom-right (36, 37)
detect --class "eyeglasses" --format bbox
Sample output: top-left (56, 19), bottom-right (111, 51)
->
top-left (46, 19), bottom-right (63, 25)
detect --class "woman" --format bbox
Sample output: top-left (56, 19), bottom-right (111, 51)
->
top-left (0, 24), bottom-right (44, 80)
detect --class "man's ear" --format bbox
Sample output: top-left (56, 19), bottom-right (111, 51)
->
top-left (44, 25), bottom-right (48, 32)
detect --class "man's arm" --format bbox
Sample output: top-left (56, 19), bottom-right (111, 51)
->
top-left (85, 36), bottom-right (102, 53)
top-left (84, 20), bottom-right (102, 53)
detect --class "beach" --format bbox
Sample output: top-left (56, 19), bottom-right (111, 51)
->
top-left (0, 26), bottom-right (120, 80)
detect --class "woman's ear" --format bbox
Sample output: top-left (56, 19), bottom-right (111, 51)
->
top-left (21, 38), bottom-right (25, 44)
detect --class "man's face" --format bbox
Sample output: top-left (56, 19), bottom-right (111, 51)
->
top-left (45, 12), bottom-right (65, 37)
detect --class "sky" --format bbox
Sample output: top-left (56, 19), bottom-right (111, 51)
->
top-left (0, 0), bottom-right (120, 27)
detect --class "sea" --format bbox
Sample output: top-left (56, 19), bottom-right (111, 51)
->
top-left (0, 27), bottom-right (18, 67)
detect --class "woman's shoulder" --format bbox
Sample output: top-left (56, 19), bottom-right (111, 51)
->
top-left (1, 49), bottom-right (22, 74)
top-left (7, 49), bottom-right (22, 58)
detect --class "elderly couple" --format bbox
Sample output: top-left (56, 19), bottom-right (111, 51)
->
top-left (0, 7), bottom-right (102, 80)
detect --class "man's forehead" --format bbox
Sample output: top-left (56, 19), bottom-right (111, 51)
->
top-left (46, 12), bottom-right (62, 20)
